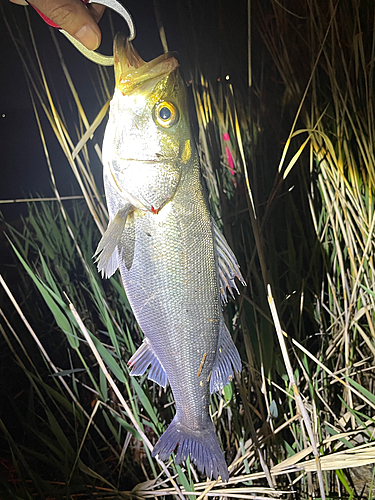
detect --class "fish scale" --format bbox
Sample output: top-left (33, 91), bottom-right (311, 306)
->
top-left (120, 168), bottom-right (219, 409)
top-left (95, 32), bottom-right (245, 481)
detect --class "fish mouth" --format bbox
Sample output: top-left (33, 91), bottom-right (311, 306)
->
top-left (114, 33), bottom-right (179, 95)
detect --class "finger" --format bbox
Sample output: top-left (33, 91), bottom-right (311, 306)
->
top-left (88, 3), bottom-right (105, 24)
top-left (9, 0), bottom-right (28, 5)
top-left (28, 0), bottom-right (102, 50)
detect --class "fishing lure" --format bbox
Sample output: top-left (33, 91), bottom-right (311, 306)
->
top-left (27, 0), bottom-right (135, 65)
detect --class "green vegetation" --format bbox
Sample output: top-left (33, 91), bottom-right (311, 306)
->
top-left (1, 0), bottom-right (375, 498)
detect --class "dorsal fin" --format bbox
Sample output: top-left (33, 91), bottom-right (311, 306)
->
top-left (212, 218), bottom-right (246, 302)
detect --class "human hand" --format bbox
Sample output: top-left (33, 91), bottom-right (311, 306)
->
top-left (9, 0), bottom-right (105, 50)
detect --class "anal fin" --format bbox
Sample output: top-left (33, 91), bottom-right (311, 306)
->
top-left (94, 205), bottom-right (130, 278)
top-left (128, 338), bottom-right (167, 388)
top-left (212, 218), bottom-right (246, 302)
top-left (210, 318), bottom-right (242, 394)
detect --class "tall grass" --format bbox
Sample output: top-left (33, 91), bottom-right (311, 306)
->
top-left (1, 0), bottom-right (375, 498)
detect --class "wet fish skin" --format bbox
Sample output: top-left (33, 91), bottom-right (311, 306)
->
top-left (95, 33), bottom-right (245, 481)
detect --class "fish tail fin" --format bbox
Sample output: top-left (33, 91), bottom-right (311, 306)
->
top-left (152, 417), bottom-right (229, 482)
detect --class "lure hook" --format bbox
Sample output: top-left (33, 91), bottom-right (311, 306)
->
top-left (61, 0), bottom-right (135, 66)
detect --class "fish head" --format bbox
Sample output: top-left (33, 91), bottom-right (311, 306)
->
top-left (103, 33), bottom-right (194, 213)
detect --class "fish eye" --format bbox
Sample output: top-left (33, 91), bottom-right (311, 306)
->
top-left (153, 101), bottom-right (179, 128)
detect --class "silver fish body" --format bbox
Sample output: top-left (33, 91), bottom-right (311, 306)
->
top-left (96, 33), bottom-right (245, 481)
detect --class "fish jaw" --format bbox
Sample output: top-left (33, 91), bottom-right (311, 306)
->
top-left (102, 33), bottom-right (189, 214)
top-left (114, 33), bottom-right (178, 95)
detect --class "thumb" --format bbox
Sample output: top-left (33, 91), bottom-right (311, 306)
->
top-left (28, 0), bottom-right (102, 50)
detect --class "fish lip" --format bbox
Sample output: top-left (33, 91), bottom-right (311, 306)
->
top-left (113, 32), bottom-right (179, 95)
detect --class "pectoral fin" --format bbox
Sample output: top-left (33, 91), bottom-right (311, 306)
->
top-left (210, 318), bottom-right (242, 394)
top-left (212, 218), bottom-right (246, 302)
top-left (128, 337), bottom-right (167, 388)
top-left (94, 205), bottom-right (130, 278)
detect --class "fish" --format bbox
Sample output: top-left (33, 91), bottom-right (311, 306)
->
top-left (95, 32), bottom-right (246, 481)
